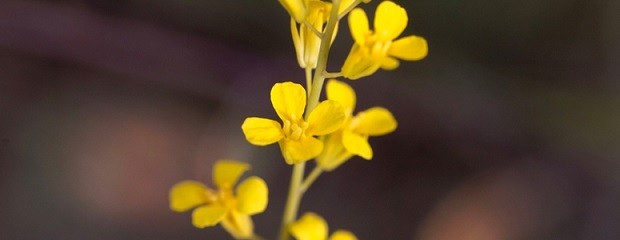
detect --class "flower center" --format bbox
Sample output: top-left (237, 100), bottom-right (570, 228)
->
top-left (363, 33), bottom-right (392, 59)
top-left (282, 117), bottom-right (309, 141)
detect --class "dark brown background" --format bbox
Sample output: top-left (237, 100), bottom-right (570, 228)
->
top-left (1, 0), bottom-right (618, 239)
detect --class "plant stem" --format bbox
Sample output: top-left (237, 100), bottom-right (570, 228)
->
top-left (305, 0), bottom-right (342, 115)
top-left (300, 167), bottom-right (324, 194)
top-left (305, 67), bottom-right (313, 97)
top-left (278, 163), bottom-right (305, 240)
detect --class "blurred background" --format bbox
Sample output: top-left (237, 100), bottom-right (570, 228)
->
top-left (1, 0), bottom-right (619, 239)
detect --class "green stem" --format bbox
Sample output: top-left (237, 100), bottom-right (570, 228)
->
top-left (338, 0), bottom-right (364, 20)
top-left (305, 67), bottom-right (313, 97)
top-left (305, 0), bottom-right (342, 116)
top-left (300, 167), bottom-right (324, 194)
top-left (277, 163), bottom-right (305, 240)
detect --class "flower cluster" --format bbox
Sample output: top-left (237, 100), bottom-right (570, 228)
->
top-left (170, 1), bottom-right (426, 239)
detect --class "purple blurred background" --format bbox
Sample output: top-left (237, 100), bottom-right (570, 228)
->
top-left (1, 0), bottom-right (619, 239)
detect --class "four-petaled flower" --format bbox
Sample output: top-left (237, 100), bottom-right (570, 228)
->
top-left (289, 212), bottom-right (358, 240)
top-left (169, 160), bottom-right (268, 239)
top-left (341, 1), bottom-right (428, 80)
top-left (317, 79), bottom-right (397, 170)
top-left (242, 82), bottom-right (345, 164)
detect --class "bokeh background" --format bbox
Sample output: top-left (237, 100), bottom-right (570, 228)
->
top-left (1, 0), bottom-right (619, 239)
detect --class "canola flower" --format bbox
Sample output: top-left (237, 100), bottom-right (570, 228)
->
top-left (289, 212), bottom-right (357, 240)
top-left (341, 1), bottom-right (428, 80)
top-left (169, 160), bottom-right (268, 239)
top-left (242, 82), bottom-right (345, 165)
top-left (316, 79), bottom-right (397, 170)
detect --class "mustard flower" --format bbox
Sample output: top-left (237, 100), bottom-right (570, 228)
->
top-left (291, 0), bottom-right (333, 69)
top-left (289, 212), bottom-right (358, 240)
top-left (341, 1), bottom-right (428, 80)
top-left (279, 0), bottom-right (310, 23)
top-left (316, 79), bottom-right (397, 170)
top-left (242, 82), bottom-right (345, 164)
top-left (169, 160), bottom-right (268, 239)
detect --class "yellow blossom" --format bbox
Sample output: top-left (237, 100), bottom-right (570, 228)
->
top-left (242, 82), bottom-right (345, 164)
top-left (289, 212), bottom-right (358, 240)
top-left (341, 1), bottom-right (428, 80)
top-left (316, 79), bottom-right (397, 170)
top-left (169, 160), bottom-right (268, 239)
top-left (291, 0), bottom-right (333, 69)
top-left (280, 0), bottom-right (310, 23)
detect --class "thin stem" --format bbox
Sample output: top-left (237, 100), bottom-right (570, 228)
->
top-left (277, 163), bottom-right (305, 240)
top-left (300, 167), bottom-right (324, 194)
top-left (322, 71), bottom-right (342, 79)
top-left (305, 67), bottom-right (313, 97)
top-left (306, 0), bottom-right (342, 116)
top-left (303, 20), bottom-right (324, 38)
top-left (338, 0), bottom-right (364, 20)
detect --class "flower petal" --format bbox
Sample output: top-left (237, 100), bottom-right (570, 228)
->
top-left (289, 212), bottom-right (329, 240)
top-left (388, 35), bottom-right (428, 60)
top-left (353, 107), bottom-right (397, 136)
top-left (236, 176), bottom-right (269, 215)
top-left (342, 130), bottom-right (373, 160)
top-left (271, 82), bottom-right (307, 122)
top-left (213, 160), bottom-right (250, 189)
top-left (279, 0), bottom-right (307, 23)
top-left (380, 56), bottom-right (400, 70)
top-left (192, 204), bottom-right (228, 228)
top-left (242, 117), bottom-right (284, 146)
top-left (329, 230), bottom-right (358, 240)
top-left (326, 79), bottom-right (356, 114)
top-left (280, 137), bottom-right (323, 164)
top-left (316, 131), bottom-right (354, 171)
top-left (348, 8), bottom-right (369, 45)
top-left (341, 45), bottom-right (381, 80)
top-left (221, 210), bottom-right (254, 239)
top-left (306, 100), bottom-right (345, 136)
top-left (169, 180), bottom-right (210, 212)
top-left (374, 1), bottom-right (408, 40)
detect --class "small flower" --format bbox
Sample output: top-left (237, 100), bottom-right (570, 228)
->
top-left (289, 212), bottom-right (358, 240)
top-left (279, 0), bottom-right (310, 23)
top-left (341, 1), bottom-right (428, 80)
top-left (291, 0), bottom-right (332, 69)
top-left (169, 160), bottom-right (268, 239)
top-left (242, 82), bottom-right (345, 164)
top-left (316, 79), bottom-right (397, 170)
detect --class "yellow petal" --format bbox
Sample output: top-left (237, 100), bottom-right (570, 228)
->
top-left (316, 131), bottom-right (354, 171)
top-left (213, 160), bottom-right (250, 189)
top-left (341, 45), bottom-right (381, 80)
top-left (348, 8), bottom-right (369, 45)
top-left (289, 212), bottom-right (329, 240)
top-left (221, 210), bottom-right (254, 239)
top-left (388, 35), bottom-right (428, 60)
top-left (241, 117), bottom-right (284, 146)
top-left (169, 180), bottom-right (210, 212)
top-left (329, 230), bottom-right (358, 240)
top-left (291, 18), bottom-right (306, 68)
top-left (280, 137), bottom-right (323, 164)
top-left (306, 100), bottom-right (345, 136)
top-left (236, 176), bottom-right (268, 215)
top-left (353, 107), bottom-right (397, 136)
top-left (380, 56), bottom-right (400, 70)
top-left (192, 204), bottom-right (228, 228)
top-left (279, 0), bottom-right (308, 23)
top-left (342, 130), bottom-right (372, 159)
top-left (271, 82), bottom-right (307, 122)
top-left (374, 1), bottom-right (408, 40)
top-left (326, 79), bottom-right (356, 114)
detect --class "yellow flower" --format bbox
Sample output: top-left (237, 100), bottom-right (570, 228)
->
top-left (341, 1), bottom-right (428, 80)
top-left (279, 0), bottom-right (309, 23)
top-left (316, 79), bottom-right (397, 170)
top-left (291, 0), bottom-right (333, 69)
top-left (289, 212), bottom-right (358, 240)
top-left (169, 160), bottom-right (268, 239)
top-left (242, 82), bottom-right (345, 164)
